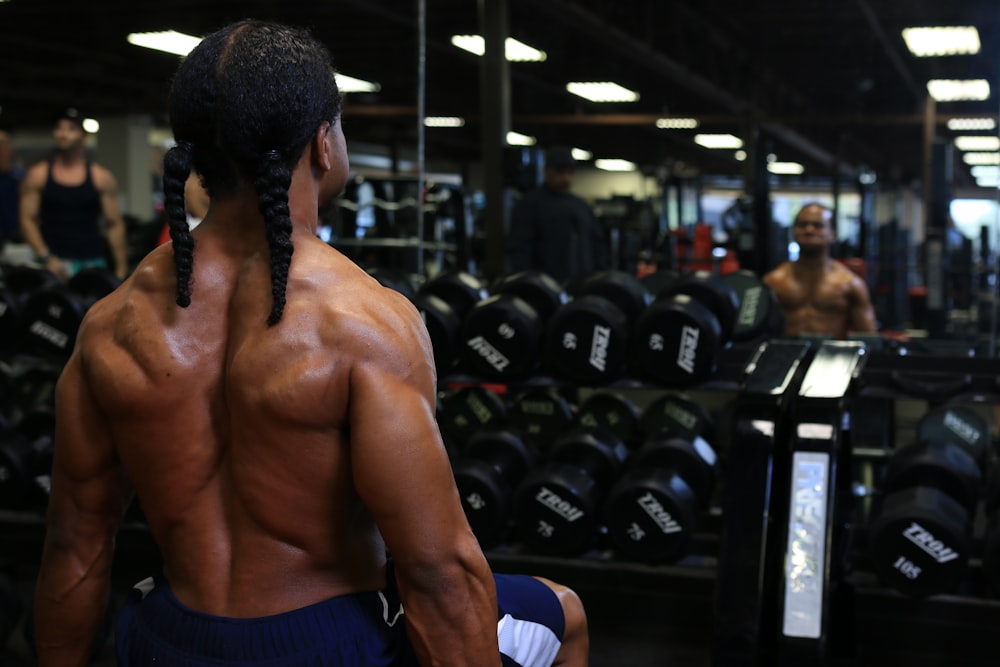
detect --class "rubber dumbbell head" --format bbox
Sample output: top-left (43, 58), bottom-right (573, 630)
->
top-left (575, 392), bottom-right (642, 451)
top-left (868, 439), bottom-right (981, 598)
top-left (437, 386), bottom-right (507, 447)
top-left (0, 266), bottom-right (60, 358)
top-left (641, 394), bottom-right (715, 443)
top-left (413, 292), bottom-right (461, 375)
top-left (513, 427), bottom-right (628, 556)
top-left (506, 387), bottom-right (575, 453)
top-left (721, 270), bottom-right (784, 342)
top-left (459, 294), bottom-right (543, 380)
top-left (639, 270), bottom-right (682, 300)
top-left (452, 428), bottom-right (537, 547)
top-left (570, 270), bottom-right (651, 324)
top-left (21, 268), bottom-right (120, 360)
top-left (605, 434), bottom-right (718, 562)
top-left (545, 295), bottom-right (630, 385)
top-left (492, 270), bottom-right (568, 324)
top-left (917, 404), bottom-right (990, 470)
top-left (417, 271), bottom-right (489, 321)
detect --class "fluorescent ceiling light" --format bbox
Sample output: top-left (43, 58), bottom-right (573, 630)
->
top-left (734, 150), bottom-right (747, 162)
top-left (656, 118), bottom-right (699, 129)
top-left (955, 136), bottom-right (1000, 151)
top-left (450, 35), bottom-right (547, 62)
top-left (566, 82), bottom-right (639, 103)
top-left (694, 133), bottom-right (743, 149)
top-left (948, 117), bottom-right (996, 131)
top-left (336, 74), bottom-right (381, 93)
top-left (127, 30), bottom-right (202, 56)
top-left (902, 27), bottom-right (980, 57)
top-left (507, 131), bottom-right (536, 146)
top-left (82, 118), bottom-right (100, 134)
top-left (963, 152), bottom-right (1000, 165)
top-left (927, 79), bottom-right (990, 102)
top-left (595, 159), bottom-right (637, 172)
top-left (424, 116), bottom-right (465, 127)
top-left (571, 148), bottom-right (592, 161)
top-left (768, 161), bottom-right (805, 175)
top-left (976, 176), bottom-right (1000, 188)
top-left (971, 166), bottom-right (1000, 178)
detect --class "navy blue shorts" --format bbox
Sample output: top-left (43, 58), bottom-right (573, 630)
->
top-left (115, 573), bottom-right (564, 667)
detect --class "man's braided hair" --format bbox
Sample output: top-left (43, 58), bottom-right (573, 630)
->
top-left (163, 20), bottom-right (342, 325)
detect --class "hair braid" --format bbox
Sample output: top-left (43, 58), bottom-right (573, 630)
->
top-left (163, 143), bottom-right (195, 307)
top-left (256, 155), bottom-right (294, 325)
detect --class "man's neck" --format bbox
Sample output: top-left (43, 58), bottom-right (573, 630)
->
top-left (795, 252), bottom-right (830, 271)
top-left (52, 148), bottom-right (85, 167)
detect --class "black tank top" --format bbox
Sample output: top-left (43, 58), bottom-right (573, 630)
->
top-left (39, 158), bottom-right (107, 259)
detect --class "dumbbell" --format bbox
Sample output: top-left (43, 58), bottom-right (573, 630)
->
top-left (411, 271), bottom-right (489, 375)
top-left (506, 386), bottom-right (575, 453)
top-left (7, 362), bottom-right (61, 422)
top-left (545, 270), bottom-right (651, 385)
top-left (0, 265), bottom-right (60, 358)
top-left (21, 267), bottom-right (121, 359)
top-left (437, 386), bottom-right (507, 448)
top-left (631, 270), bottom-right (740, 387)
top-left (457, 271), bottom-right (566, 380)
top-left (641, 394), bottom-right (716, 444)
top-left (512, 426), bottom-right (628, 556)
top-left (452, 428), bottom-right (537, 548)
top-left (0, 572), bottom-right (23, 650)
top-left (868, 405), bottom-right (991, 597)
top-left (721, 270), bottom-right (784, 343)
top-left (0, 407), bottom-right (55, 511)
top-left (605, 431), bottom-right (718, 563)
top-left (574, 391), bottom-right (642, 451)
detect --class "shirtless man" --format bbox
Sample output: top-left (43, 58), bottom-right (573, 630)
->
top-left (19, 108), bottom-right (129, 280)
top-left (763, 203), bottom-right (876, 338)
top-left (34, 20), bottom-right (587, 667)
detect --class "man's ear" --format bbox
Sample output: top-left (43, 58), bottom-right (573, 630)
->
top-left (313, 121), bottom-right (333, 171)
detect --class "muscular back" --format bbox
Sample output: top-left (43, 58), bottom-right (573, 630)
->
top-left (763, 259), bottom-right (876, 338)
top-left (76, 227), bottom-right (422, 617)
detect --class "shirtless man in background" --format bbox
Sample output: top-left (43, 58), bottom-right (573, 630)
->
top-left (763, 203), bottom-right (877, 339)
top-left (34, 19), bottom-right (586, 667)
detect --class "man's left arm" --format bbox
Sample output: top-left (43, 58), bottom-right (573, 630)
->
top-left (35, 327), bottom-right (131, 666)
top-left (95, 166), bottom-right (128, 279)
top-left (848, 275), bottom-right (877, 333)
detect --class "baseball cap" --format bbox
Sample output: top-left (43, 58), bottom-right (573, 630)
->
top-left (545, 146), bottom-right (575, 170)
top-left (55, 107), bottom-right (86, 130)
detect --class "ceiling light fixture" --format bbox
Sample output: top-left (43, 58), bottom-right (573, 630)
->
top-left (971, 166), bottom-right (1000, 178)
top-left (82, 118), bottom-right (100, 134)
top-left (450, 35), bottom-right (547, 62)
top-left (963, 152), bottom-right (1000, 165)
top-left (595, 159), bottom-right (637, 172)
top-left (571, 148), bottom-right (593, 161)
top-left (424, 116), bottom-right (465, 128)
top-left (656, 118), bottom-right (699, 129)
top-left (954, 136), bottom-right (1000, 151)
top-left (902, 26), bottom-right (981, 57)
top-left (566, 82), bottom-right (639, 103)
top-left (768, 162), bottom-right (805, 175)
top-left (734, 150), bottom-right (747, 162)
top-left (127, 30), bottom-right (202, 56)
top-left (948, 118), bottom-right (996, 131)
top-left (694, 133), bottom-right (743, 149)
top-left (927, 79), bottom-right (990, 102)
top-left (507, 131), bottom-right (536, 146)
top-left (975, 176), bottom-right (1000, 188)
top-left (336, 74), bottom-right (381, 93)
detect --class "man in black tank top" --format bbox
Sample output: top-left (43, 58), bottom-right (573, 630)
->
top-left (19, 108), bottom-right (128, 280)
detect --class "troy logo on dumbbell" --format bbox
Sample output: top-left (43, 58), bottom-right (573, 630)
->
top-left (900, 522), bottom-right (960, 564)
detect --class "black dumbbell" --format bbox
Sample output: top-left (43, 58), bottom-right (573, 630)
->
top-left (0, 572), bottom-right (23, 650)
top-left (8, 362), bottom-right (61, 422)
top-left (631, 270), bottom-right (740, 387)
top-left (721, 270), bottom-right (784, 343)
top-left (868, 437), bottom-right (982, 598)
top-left (457, 272), bottom-right (566, 380)
top-left (437, 386), bottom-right (507, 447)
top-left (545, 270), bottom-right (651, 385)
top-left (574, 391), bottom-right (642, 451)
top-left (412, 271), bottom-right (489, 375)
top-left (0, 265), bottom-right (60, 358)
top-left (512, 426), bottom-right (628, 556)
top-left (452, 428), bottom-right (537, 548)
top-left (0, 407), bottom-right (55, 511)
top-left (917, 403), bottom-right (991, 470)
top-left (506, 386), bottom-right (575, 453)
top-left (639, 269), bottom-right (682, 300)
top-left (21, 267), bottom-right (121, 360)
top-left (641, 394), bottom-right (716, 444)
top-left (605, 432), bottom-right (718, 562)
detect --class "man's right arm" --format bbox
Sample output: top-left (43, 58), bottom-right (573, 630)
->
top-left (347, 293), bottom-right (500, 667)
